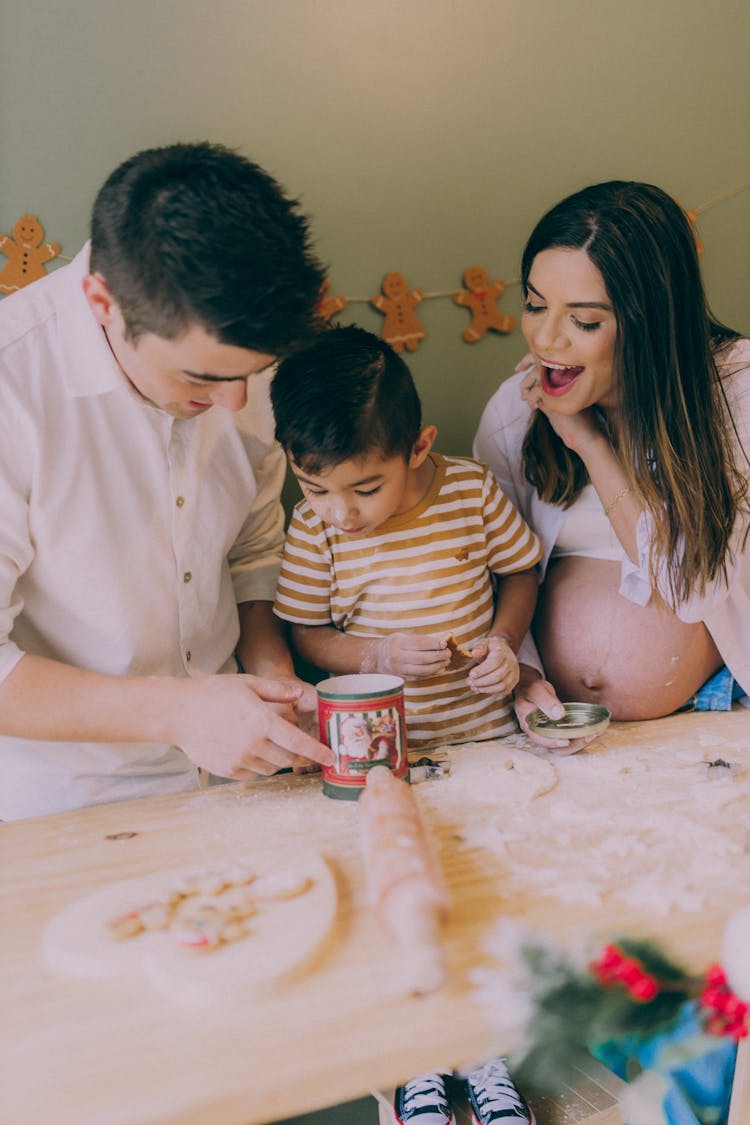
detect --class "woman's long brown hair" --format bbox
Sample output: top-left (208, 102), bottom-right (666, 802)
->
top-left (521, 181), bottom-right (747, 604)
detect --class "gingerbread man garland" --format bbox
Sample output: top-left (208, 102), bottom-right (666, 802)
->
top-left (316, 278), bottom-right (349, 324)
top-left (453, 265), bottom-right (515, 343)
top-left (0, 214), bottom-right (61, 295)
top-left (370, 271), bottom-right (426, 353)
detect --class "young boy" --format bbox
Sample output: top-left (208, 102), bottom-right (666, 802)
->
top-left (272, 323), bottom-right (543, 753)
top-left (272, 325), bottom-right (538, 1124)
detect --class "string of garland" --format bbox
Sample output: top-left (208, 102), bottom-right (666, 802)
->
top-left (322, 180), bottom-right (750, 350)
top-left (2, 182), bottom-right (748, 352)
top-left (336, 181), bottom-right (750, 300)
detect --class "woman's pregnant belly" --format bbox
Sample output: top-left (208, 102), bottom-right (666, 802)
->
top-left (534, 556), bottom-right (722, 719)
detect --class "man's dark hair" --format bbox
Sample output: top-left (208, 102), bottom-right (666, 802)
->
top-left (271, 325), bottom-right (423, 474)
top-left (89, 141), bottom-right (325, 353)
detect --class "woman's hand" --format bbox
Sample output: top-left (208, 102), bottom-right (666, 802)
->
top-left (519, 359), bottom-right (607, 457)
top-left (468, 636), bottom-right (519, 695)
top-left (518, 354), bottom-right (541, 404)
top-left (547, 408), bottom-right (606, 456)
top-left (513, 665), bottom-right (593, 755)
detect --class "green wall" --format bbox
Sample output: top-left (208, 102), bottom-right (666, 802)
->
top-left (2, 0), bottom-right (749, 465)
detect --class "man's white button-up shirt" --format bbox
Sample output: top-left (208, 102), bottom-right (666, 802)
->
top-left (0, 246), bottom-right (286, 818)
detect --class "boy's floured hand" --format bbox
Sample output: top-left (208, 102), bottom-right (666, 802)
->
top-left (368, 633), bottom-right (451, 679)
top-left (468, 636), bottom-right (519, 694)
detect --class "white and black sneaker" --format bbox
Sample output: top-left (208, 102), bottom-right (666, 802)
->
top-left (465, 1059), bottom-right (535, 1125)
top-left (393, 1072), bottom-right (456, 1125)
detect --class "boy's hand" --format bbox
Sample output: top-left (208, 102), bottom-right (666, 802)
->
top-left (468, 636), bottom-right (519, 694)
top-left (369, 634), bottom-right (451, 679)
top-left (170, 674), bottom-right (334, 779)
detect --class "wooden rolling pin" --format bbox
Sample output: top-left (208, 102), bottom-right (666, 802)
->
top-left (358, 765), bottom-right (451, 994)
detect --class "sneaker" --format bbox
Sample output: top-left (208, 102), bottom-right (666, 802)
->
top-left (393, 1072), bottom-right (456, 1125)
top-left (465, 1059), bottom-right (535, 1125)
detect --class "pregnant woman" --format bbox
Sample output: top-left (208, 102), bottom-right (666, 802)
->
top-left (474, 181), bottom-right (749, 744)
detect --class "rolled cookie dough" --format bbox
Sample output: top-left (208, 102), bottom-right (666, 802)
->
top-left (43, 851), bottom-right (337, 1009)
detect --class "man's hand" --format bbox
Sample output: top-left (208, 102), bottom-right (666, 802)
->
top-left (171, 674), bottom-right (334, 779)
top-left (260, 677), bottom-right (323, 772)
top-left (468, 636), bottom-right (519, 694)
top-left (367, 634), bottom-right (451, 679)
top-left (513, 665), bottom-right (592, 755)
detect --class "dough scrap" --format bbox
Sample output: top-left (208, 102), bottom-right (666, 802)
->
top-left (444, 634), bottom-right (473, 660)
top-left (442, 742), bottom-right (559, 805)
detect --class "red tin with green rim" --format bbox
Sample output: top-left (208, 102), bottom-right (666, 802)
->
top-left (317, 674), bottom-right (409, 800)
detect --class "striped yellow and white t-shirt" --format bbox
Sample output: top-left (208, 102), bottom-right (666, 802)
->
top-left (274, 454), bottom-right (542, 750)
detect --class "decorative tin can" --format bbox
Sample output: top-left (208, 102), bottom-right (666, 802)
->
top-left (317, 673), bottom-right (409, 800)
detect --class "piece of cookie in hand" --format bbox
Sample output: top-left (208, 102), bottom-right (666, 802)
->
top-left (443, 634), bottom-right (476, 670)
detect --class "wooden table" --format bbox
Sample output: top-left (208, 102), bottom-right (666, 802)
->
top-left (3, 709), bottom-right (749, 1125)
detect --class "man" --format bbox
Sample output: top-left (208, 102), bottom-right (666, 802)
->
top-left (0, 141), bottom-right (333, 819)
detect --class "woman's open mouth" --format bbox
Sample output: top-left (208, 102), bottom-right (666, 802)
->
top-left (540, 361), bottom-right (584, 396)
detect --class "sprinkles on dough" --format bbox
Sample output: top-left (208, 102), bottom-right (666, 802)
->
top-left (104, 864), bottom-right (313, 954)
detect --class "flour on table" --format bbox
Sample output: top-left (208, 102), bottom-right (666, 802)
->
top-left (416, 742), bottom-right (558, 862)
top-left (419, 734), bottom-right (750, 916)
top-left (43, 851), bottom-right (337, 1009)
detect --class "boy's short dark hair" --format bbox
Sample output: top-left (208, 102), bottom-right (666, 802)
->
top-left (271, 325), bottom-right (423, 474)
top-left (89, 141), bottom-right (325, 353)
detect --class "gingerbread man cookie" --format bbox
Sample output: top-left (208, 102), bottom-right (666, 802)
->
top-left (453, 265), bottom-right (515, 343)
top-left (316, 278), bottom-right (349, 323)
top-left (0, 214), bottom-right (61, 294)
top-left (370, 271), bottom-right (426, 352)
top-left (443, 633), bottom-right (475, 670)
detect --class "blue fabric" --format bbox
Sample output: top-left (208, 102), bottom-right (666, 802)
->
top-left (685, 666), bottom-right (746, 712)
top-left (593, 1003), bottom-right (737, 1125)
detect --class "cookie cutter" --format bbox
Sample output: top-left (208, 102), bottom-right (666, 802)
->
top-left (527, 702), bottom-right (611, 740)
top-left (409, 755), bottom-right (451, 782)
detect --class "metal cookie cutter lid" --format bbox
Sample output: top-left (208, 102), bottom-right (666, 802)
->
top-left (527, 702), bottom-right (611, 740)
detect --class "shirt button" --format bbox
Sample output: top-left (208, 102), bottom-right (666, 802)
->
top-left (176, 496), bottom-right (185, 507)
top-left (185, 650), bottom-right (192, 663)
top-left (183, 572), bottom-right (192, 583)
